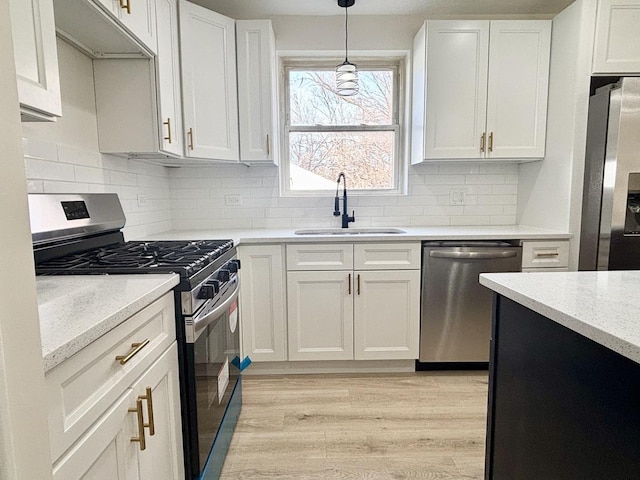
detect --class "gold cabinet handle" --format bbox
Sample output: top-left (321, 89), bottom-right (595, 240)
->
top-left (141, 387), bottom-right (155, 436)
top-left (129, 398), bottom-right (146, 450)
top-left (480, 132), bottom-right (486, 153)
top-left (489, 132), bottom-right (494, 152)
top-left (266, 134), bottom-right (270, 156)
top-left (348, 273), bottom-right (351, 295)
top-left (163, 118), bottom-right (172, 144)
top-left (119, 0), bottom-right (131, 14)
top-left (187, 128), bottom-right (194, 150)
top-left (357, 274), bottom-right (361, 296)
top-left (534, 252), bottom-right (560, 258)
top-left (115, 339), bottom-right (150, 365)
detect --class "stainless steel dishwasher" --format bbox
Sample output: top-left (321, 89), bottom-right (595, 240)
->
top-left (419, 241), bottom-right (522, 364)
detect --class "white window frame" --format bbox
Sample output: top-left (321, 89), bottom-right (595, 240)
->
top-left (279, 52), bottom-right (408, 197)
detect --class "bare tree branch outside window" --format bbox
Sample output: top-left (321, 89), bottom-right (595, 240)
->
top-left (285, 66), bottom-right (399, 191)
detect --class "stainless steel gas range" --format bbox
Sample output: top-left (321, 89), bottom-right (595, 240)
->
top-left (29, 193), bottom-right (241, 480)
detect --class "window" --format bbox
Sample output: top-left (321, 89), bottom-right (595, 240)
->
top-left (282, 60), bottom-right (402, 195)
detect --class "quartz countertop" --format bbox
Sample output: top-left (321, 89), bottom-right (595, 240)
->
top-left (140, 225), bottom-right (571, 245)
top-left (37, 274), bottom-right (179, 372)
top-left (479, 271), bottom-right (640, 364)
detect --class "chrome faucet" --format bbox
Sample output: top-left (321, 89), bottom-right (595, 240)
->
top-left (333, 172), bottom-right (355, 228)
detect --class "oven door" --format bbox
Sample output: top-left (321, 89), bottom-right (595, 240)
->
top-left (183, 275), bottom-right (241, 479)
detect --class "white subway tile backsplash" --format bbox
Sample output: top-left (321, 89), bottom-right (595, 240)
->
top-left (74, 165), bottom-right (107, 184)
top-left (25, 158), bottom-right (75, 181)
top-left (57, 145), bottom-right (101, 167)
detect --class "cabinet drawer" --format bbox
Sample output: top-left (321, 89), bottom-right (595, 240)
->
top-left (46, 292), bottom-right (175, 462)
top-left (354, 243), bottom-right (421, 270)
top-left (521, 240), bottom-right (570, 269)
top-left (286, 244), bottom-right (353, 271)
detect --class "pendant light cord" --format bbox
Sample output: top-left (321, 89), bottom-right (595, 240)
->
top-left (344, 5), bottom-right (349, 62)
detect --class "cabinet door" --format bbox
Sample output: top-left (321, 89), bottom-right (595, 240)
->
top-left (180, 1), bottom-right (239, 161)
top-left (155, 0), bottom-right (183, 156)
top-left (354, 270), bottom-right (420, 360)
top-left (425, 20), bottom-right (489, 159)
top-left (236, 20), bottom-right (279, 164)
top-left (593, 0), bottom-right (640, 73)
top-left (238, 245), bottom-right (287, 362)
top-left (133, 343), bottom-right (184, 480)
top-left (9, 0), bottom-right (61, 120)
top-left (287, 271), bottom-right (354, 361)
top-left (51, 391), bottom-right (139, 480)
top-left (117, 0), bottom-right (157, 54)
top-left (486, 21), bottom-right (551, 158)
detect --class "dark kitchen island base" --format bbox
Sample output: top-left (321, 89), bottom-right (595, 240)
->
top-left (485, 295), bottom-right (640, 479)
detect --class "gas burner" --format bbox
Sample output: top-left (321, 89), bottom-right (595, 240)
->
top-left (35, 239), bottom-right (234, 279)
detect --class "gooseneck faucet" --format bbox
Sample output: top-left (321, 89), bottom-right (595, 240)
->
top-left (333, 172), bottom-right (355, 228)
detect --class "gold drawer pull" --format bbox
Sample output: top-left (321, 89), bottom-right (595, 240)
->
top-left (357, 274), bottom-right (361, 296)
top-left (266, 134), bottom-right (270, 155)
top-left (535, 252), bottom-right (560, 258)
top-left (187, 128), bottom-right (194, 150)
top-left (348, 273), bottom-right (351, 295)
top-left (119, 0), bottom-right (131, 14)
top-left (142, 387), bottom-right (155, 436)
top-left (163, 118), bottom-right (172, 144)
top-left (480, 132), bottom-right (486, 153)
top-left (129, 398), bottom-right (146, 450)
top-left (115, 339), bottom-right (150, 365)
top-left (489, 132), bottom-right (494, 152)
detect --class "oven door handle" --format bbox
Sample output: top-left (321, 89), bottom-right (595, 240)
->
top-left (192, 277), bottom-right (240, 337)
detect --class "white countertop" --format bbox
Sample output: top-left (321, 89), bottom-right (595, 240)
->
top-left (141, 225), bottom-right (571, 244)
top-left (480, 271), bottom-right (640, 364)
top-left (37, 274), bottom-right (179, 372)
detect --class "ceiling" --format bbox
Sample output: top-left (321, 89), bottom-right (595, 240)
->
top-left (198, 0), bottom-right (577, 18)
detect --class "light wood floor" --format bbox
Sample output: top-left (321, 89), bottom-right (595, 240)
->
top-left (220, 371), bottom-right (488, 479)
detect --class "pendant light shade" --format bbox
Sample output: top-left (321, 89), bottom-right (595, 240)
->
top-left (336, 0), bottom-right (358, 96)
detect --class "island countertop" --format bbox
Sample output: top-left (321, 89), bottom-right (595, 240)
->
top-left (37, 274), bottom-right (179, 372)
top-left (479, 270), bottom-right (640, 364)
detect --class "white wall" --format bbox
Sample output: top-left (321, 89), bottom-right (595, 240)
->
top-left (168, 13), bottom-right (520, 231)
top-left (517, 0), bottom-right (596, 267)
top-left (22, 39), bottom-right (173, 240)
top-left (0, 0), bottom-right (53, 476)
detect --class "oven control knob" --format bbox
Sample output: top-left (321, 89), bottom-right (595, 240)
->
top-left (206, 279), bottom-right (220, 294)
top-left (227, 261), bottom-right (239, 273)
top-left (217, 269), bottom-right (230, 282)
top-left (197, 284), bottom-right (216, 299)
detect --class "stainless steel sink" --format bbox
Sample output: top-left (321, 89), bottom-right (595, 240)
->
top-left (294, 227), bottom-right (406, 235)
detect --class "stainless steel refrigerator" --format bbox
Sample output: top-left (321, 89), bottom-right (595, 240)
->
top-left (579, 77), bottom-right (640, 271)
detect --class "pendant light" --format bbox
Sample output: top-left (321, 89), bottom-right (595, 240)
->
top-left (336, 0), bottom-right (358, 96)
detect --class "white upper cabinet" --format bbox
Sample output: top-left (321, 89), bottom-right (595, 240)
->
top-left (179, 0), bottom-right (239, 161)
top-left (115, 0), bottom-right (157, 53)
top-left (412, 20), bottom-right (551, 163)
top-left (9, 0), bottom-right (62, 121)
top-left (154, 0), bottom-right (183, 157)
top-left (92, 0), bottom-right (184, 159)
top-left (53, 0), bottom-right (156, 56)
top-left (236, 20), bottom-right (279, 165)
top-left (485, 21), bottom-right (551, 159)
top-left (593, 0), bottom-right (640, 73)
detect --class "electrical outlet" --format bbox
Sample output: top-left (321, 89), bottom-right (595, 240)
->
top-left (450, 188), bottom-right (467, 206)
top-left (137, 194), bottom-right (150, 207)
top-left (225, 194), bottom-right (242, 206)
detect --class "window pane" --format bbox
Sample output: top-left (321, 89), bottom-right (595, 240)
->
top-left (288, 131), bottom-right (395, 190)
top-left (289, 70), bottom-right (393, 126)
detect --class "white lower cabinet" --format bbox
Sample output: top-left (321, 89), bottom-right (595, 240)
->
top-left (287, 270), bottom-right (354, 361)
top-left (354, 270), bottom-right (421, 360)
top-left (521, 239), bottom-right (570, 271)
top-left (286, 243), bottom-right (421, 362)
top-left (238, 245), bottom-right (287, 362)
top-left (47, 292), bottom-right (184, 480)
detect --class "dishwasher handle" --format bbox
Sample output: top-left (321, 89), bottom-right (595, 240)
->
top-left (429, 250), bottom-right (519, 260)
